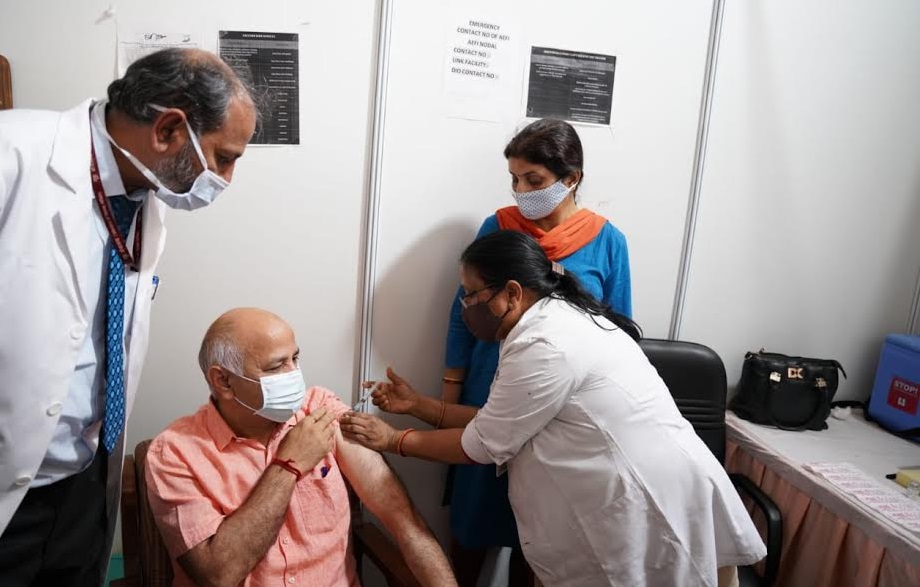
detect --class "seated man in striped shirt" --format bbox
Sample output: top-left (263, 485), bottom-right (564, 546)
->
top-left (145, 307), bottom-right (456, 587)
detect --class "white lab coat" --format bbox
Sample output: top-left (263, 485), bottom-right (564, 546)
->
top-left (461, 297), bottom-right (767, 587)
top-left (0, 100), bottom-right (167, 554)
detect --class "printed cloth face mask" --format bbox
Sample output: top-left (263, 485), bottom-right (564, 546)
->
top-left (232, 367), bottom-right (306, 423)
top-left (512, 179), bottom-right (578, 220)
top-left (461, 287), bottom-right (509, 341)
top-left (92, 100), bottom-right (229, 210)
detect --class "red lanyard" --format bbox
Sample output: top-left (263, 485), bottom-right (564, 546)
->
top-left (89, 141), bottom-right (142, 272)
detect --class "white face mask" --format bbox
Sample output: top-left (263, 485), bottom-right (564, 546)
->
top-left (231, 368), bottom-right (306, 423)
top-left (92, 100), bottom-right (229, 211)
top-left (511, 179), bottom-right (578, 220)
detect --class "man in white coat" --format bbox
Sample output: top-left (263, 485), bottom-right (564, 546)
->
top-left (0, 48), bottom-right (257, 586)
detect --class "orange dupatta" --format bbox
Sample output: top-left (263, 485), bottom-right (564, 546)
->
top-left (495, 206), bottom-right (607, 261)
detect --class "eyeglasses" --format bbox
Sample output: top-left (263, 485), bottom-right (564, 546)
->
top-left (460, 286), bottom-right (499, 309)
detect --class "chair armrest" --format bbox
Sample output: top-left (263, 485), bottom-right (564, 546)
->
top-left (353, 524), bottom-right (422, 587)
top-left (730, 473), bottom-right (782, 587)
top-left (119, 454), bottom-right (140, 585)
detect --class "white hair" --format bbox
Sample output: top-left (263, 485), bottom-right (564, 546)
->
top-left (198, 329), bottom-right (243, 378)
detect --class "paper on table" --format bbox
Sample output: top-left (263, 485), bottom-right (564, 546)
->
top-left (804, 462), bottom-right (920, 534)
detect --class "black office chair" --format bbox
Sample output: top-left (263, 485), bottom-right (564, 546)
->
top-left (639, 338), bottom-right (782, 587)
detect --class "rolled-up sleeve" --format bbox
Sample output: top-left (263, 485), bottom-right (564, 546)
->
top-left (461, 338), bottom-right (578, 466)
top-left (145, 439), bottom-right (225, 558)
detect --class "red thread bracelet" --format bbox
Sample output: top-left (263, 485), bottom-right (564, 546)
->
top-left (271, 458), bottom-right (304, 481)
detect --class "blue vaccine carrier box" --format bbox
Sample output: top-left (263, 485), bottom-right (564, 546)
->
top-left (867, 334), bottom-right (920, 441)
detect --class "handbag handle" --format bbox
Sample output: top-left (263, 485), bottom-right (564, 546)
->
top-left (765, 375), bottom-right (831, 431)
top-left (746, 350), bottom-right (847, 379)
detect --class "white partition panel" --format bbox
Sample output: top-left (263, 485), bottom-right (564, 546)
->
top-left (680, 0), bottom-right (920, 399)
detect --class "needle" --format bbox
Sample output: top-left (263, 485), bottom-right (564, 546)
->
top-left (352, 387), bottom-right (372, 412)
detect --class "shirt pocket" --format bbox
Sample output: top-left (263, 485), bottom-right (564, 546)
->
top-left (293, 462), bottom-right (349, 535)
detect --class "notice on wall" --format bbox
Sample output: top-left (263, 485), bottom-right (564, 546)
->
top-left (219, 31), bottom-right (299, 145)
top-left (117, 31), bottom-right (199, 77)
top-left (526, 47), bottom-right (616, 126)
top-left (442, 2), bottom-right (522, 122)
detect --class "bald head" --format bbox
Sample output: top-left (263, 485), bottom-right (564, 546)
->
top-left (107, 47), bottom-right (256, 136)
top-left (198, 308), bottom-right (294, 382)
top-left (183, 48), bottom-right (236, 73)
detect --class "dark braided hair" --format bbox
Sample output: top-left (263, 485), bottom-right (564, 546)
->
top-left (460, 230), bottom-right (641, 341)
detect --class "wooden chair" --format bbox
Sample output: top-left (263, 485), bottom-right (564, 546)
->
top-left (0, 54), bottom-right (11, 110)
top-left (112, 440), bottom-right (421, 587)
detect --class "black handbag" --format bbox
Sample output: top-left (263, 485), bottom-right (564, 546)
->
top-left (729, 349), bottom-right (847, 431)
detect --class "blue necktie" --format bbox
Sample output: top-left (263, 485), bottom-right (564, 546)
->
top-left (102, 195), bottom-right (139, 453)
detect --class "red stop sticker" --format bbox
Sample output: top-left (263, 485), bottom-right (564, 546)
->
top-left (888, 377), bottom-right (920, 415)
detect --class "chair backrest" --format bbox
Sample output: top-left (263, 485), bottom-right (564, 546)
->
top-left (639, 338), bottom-right (728, 464)
top-left (120, 440), bottom-right (174, 587)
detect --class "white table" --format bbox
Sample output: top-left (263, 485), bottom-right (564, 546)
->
top-left (725, 410), bottom-right (920, 587)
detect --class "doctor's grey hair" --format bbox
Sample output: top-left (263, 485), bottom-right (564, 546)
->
top-left (107, 47), bottom-right (255, 136)
top-left (198, 329), bottom-right (244, 378)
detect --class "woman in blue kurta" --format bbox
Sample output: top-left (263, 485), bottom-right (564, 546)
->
top-left (442, 119), bottom-right (632, 586)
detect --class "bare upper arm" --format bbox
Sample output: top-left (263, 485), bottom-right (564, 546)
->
top-left (334, 426), bottom-right (416, 525)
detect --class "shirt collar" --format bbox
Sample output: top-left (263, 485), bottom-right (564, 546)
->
top-left (89, 100), bottom-right (130, 198)
top-left (504, 296), bottom-right (552, 342)
top-left (205, 399), bottom-right (237, 450)
top-left (204, 397), bottom-right (307, 451)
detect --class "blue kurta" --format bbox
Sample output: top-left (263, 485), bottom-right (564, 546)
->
top-left (444, 213), bottom-right (632, 548)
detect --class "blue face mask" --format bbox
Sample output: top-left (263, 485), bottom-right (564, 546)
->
top-left (231, 368), bottom-right (306, 423)
top-left (512, 179), bottom-right (578, 220)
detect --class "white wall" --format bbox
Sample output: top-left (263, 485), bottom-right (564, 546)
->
top-left (680, 0), bottom-right (920, 399)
